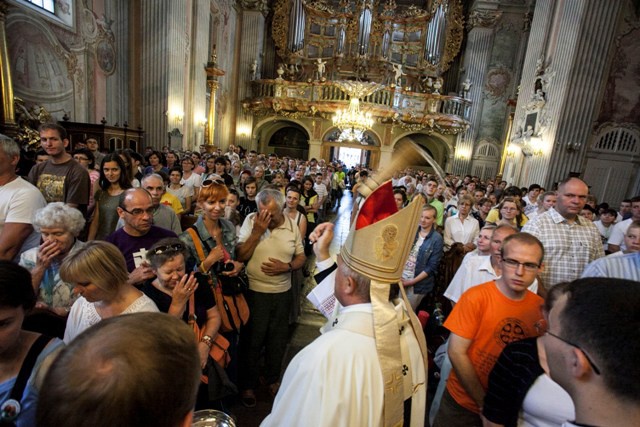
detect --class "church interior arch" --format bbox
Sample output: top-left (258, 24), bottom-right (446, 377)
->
top-left (258, 120), bottom-right (310, 159)
top-left (393, 133), bottom-right (450, 173)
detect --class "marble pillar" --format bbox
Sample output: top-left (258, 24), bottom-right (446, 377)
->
top-left (451, 5), bottom-right (502, 176)
top-left (509, 0), bottom-right (623, 188)
top-left (105, 0), bottom-right (128, 126)
top-left (140, 0), bottom-right (189, 149)
top-left (235, 1), bottom-right (268, 149)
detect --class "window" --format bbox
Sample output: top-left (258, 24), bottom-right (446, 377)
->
top-left (26, 0), bottom-right (54, 13)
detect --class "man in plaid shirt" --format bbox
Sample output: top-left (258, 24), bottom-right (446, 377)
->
top-left (522, 177), bottom-right (604, 289)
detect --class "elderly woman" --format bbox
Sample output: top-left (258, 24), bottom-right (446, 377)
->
top-left (19, 202), bottom-right (86, 315)
top-left (143, 238), bottom-right (222, 369)
top-left (60, 241), bottom-right (158, 343)
top-left (0, 261), bottom-right (64, 427)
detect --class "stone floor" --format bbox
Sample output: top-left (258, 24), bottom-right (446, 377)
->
top-left (227, 192), bottom-right (355, 426)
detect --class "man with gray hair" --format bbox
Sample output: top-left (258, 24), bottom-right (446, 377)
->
top-left (37, 312), bottom-right (201, 427)
top-left (0, 134), bottom-right (46, 261)
top-left (236, 188), bottom-right (306, 407)
top-left (141, 173), bottom-right (182, 234)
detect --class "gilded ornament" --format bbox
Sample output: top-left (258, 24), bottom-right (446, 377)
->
top-left (375, 225), bottom-right (400, 262)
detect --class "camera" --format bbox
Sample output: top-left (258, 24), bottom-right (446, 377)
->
top-left (213, 261), bottom-right (234, 274)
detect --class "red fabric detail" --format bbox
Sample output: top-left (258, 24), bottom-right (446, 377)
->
top-left (355, 181), bottom-right (398, 230)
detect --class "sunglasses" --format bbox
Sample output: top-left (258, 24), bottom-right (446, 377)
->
top-left (148, 243), bottom-right (185, 256)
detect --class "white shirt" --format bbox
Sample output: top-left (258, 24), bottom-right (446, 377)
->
top-left (607, 217), bottom-right (632, 251)
top-left (443, 213), bottom-right (479, 249)
top-left (444, 255), bottom-right (538, 303)
top-left (0, 176), bottom-right (47, 260)
top-left (64, 294), bottom-right (158, 343)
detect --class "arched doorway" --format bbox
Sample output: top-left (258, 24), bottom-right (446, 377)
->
top-left (321, 128), bottom-right (381, 169)
top-left (393, 133), bottom-right (451, 172)
top-left (261, 122), bottom-right (310, 159)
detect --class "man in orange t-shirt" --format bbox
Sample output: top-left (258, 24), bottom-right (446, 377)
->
top-left (433, 233), bottom-right (545, 427)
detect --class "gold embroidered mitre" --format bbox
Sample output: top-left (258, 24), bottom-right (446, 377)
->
top-left (339, 180), bottom-right (427, 426)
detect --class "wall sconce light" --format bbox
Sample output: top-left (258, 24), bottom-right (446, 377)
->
top-left (507, 144), bottom-right (518, 158)
top-left (565, 141), bottom-right (581, 152)
top-left (166, 108), bottom-right (184, 122)
top-left (195, 116), bottom-right (207, 128)
top-left (456, 148), bottom-right (471, 161)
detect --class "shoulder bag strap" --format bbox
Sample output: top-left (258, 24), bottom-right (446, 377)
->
top-left (9, 334), bottom-right (52, 402)
top-left (186, 227), bottom-right (207, 263)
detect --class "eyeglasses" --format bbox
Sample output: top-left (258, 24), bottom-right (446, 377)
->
top-left (501, 257), bottom-right (540, 272)
top-left (121, 207), bottom-right (155, 216)
top-left (148, 243), bottom-right (184, 256)
top-left (202, 178), bottom-right (225, 187)
top-left (74, 156), bottom-right (90, 161)
top-left (545, 331), bottom-right (601, 375)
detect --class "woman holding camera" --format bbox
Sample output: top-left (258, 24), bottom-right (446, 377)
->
top-left (179, 180), bottom-right (244, 277)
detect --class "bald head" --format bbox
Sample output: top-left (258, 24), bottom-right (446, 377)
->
top-left (117, 188), bottom-right (154, 236)
top-left (556, 178), bottom-right (589, 220)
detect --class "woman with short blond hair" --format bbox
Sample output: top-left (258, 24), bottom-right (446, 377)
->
top-left (60, 241), bottom-right (158, 343)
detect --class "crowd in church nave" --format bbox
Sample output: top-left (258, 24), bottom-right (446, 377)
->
top-left (0, 123), bottom-right (639, 427)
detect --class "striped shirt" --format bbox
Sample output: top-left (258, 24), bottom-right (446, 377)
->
top-left (581, 252), bottom-right (640, 281)
top-left (522, 208), bottom-right (604, 288)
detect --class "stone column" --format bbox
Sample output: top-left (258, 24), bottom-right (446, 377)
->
top-left (139, 0), bottom-right (188, 149)
top-left (451, 4), bottom-right (502, 176)
top-left (235, 0), bottom-right (268, 149)
top-left (105, 0), bottom-right (129, 126)
top-left (308, 138), bottom-right (322, 159)
top-left (510, 0), bottom-right (623, 188)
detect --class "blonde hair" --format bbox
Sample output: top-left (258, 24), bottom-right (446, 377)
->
top-left (60, 241), bottom-right (129, 296)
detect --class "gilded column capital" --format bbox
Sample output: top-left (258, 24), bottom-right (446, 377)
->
top-left (238, 0), bottom-right (269, 16)
top-left (467, 9), bottom-right (502, 30)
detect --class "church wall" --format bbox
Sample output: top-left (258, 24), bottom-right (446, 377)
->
top-left (210, 0), bottom-right (239, 150)
top-left (6, 0), bottom-right (121, 126)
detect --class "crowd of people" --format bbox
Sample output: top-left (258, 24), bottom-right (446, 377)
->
top-left (0, 122), bottom-right (638, 426)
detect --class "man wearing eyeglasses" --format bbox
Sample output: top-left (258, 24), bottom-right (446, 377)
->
top-left (544, 278), bottom-right (640, 426)
top-left (106, 188), bottom-right (177, 285)
top-left (433, 233), bottom-right (545, 427)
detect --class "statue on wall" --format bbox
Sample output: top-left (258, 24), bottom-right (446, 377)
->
top-left (316, 58), bottom-right (326, 81)
top-left (462, 78), bottom-right (472, 98)
top-left (392, 63), bottom-right (405, 86)
top-left (250, 60), bottom-right (258, 80)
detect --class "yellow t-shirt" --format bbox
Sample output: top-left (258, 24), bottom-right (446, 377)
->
top-left (161, 192), bottom-right (184, 215)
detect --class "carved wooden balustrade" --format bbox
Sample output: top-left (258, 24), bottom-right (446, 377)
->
top-left (243, 79), bottom-right (471, 135)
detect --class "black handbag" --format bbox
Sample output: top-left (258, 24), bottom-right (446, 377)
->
top-left (217, 271), bottom-right (249, 296)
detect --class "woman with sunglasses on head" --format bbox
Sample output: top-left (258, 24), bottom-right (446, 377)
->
top-left (179, 182), bottom-right (245, 379)
top-left (87, 153), bottom-right (133, 241)
top-left (143, 238), bottom-right (224, 408)
top-left (179, 181), bottom-right (244, 277)
top-left (60, 241), bottom-right (158, 343)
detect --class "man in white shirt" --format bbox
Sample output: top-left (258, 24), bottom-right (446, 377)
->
top-left (607, 195), bottom-right (640, 253)
top-left (0, 135), bottom-right (46, 261)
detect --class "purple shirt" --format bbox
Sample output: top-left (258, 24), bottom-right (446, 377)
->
top-left (106, 225), bottom-right (177, 271)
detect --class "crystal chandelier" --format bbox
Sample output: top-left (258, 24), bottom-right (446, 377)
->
top-left (332, 81), bottom-right (383, 143)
